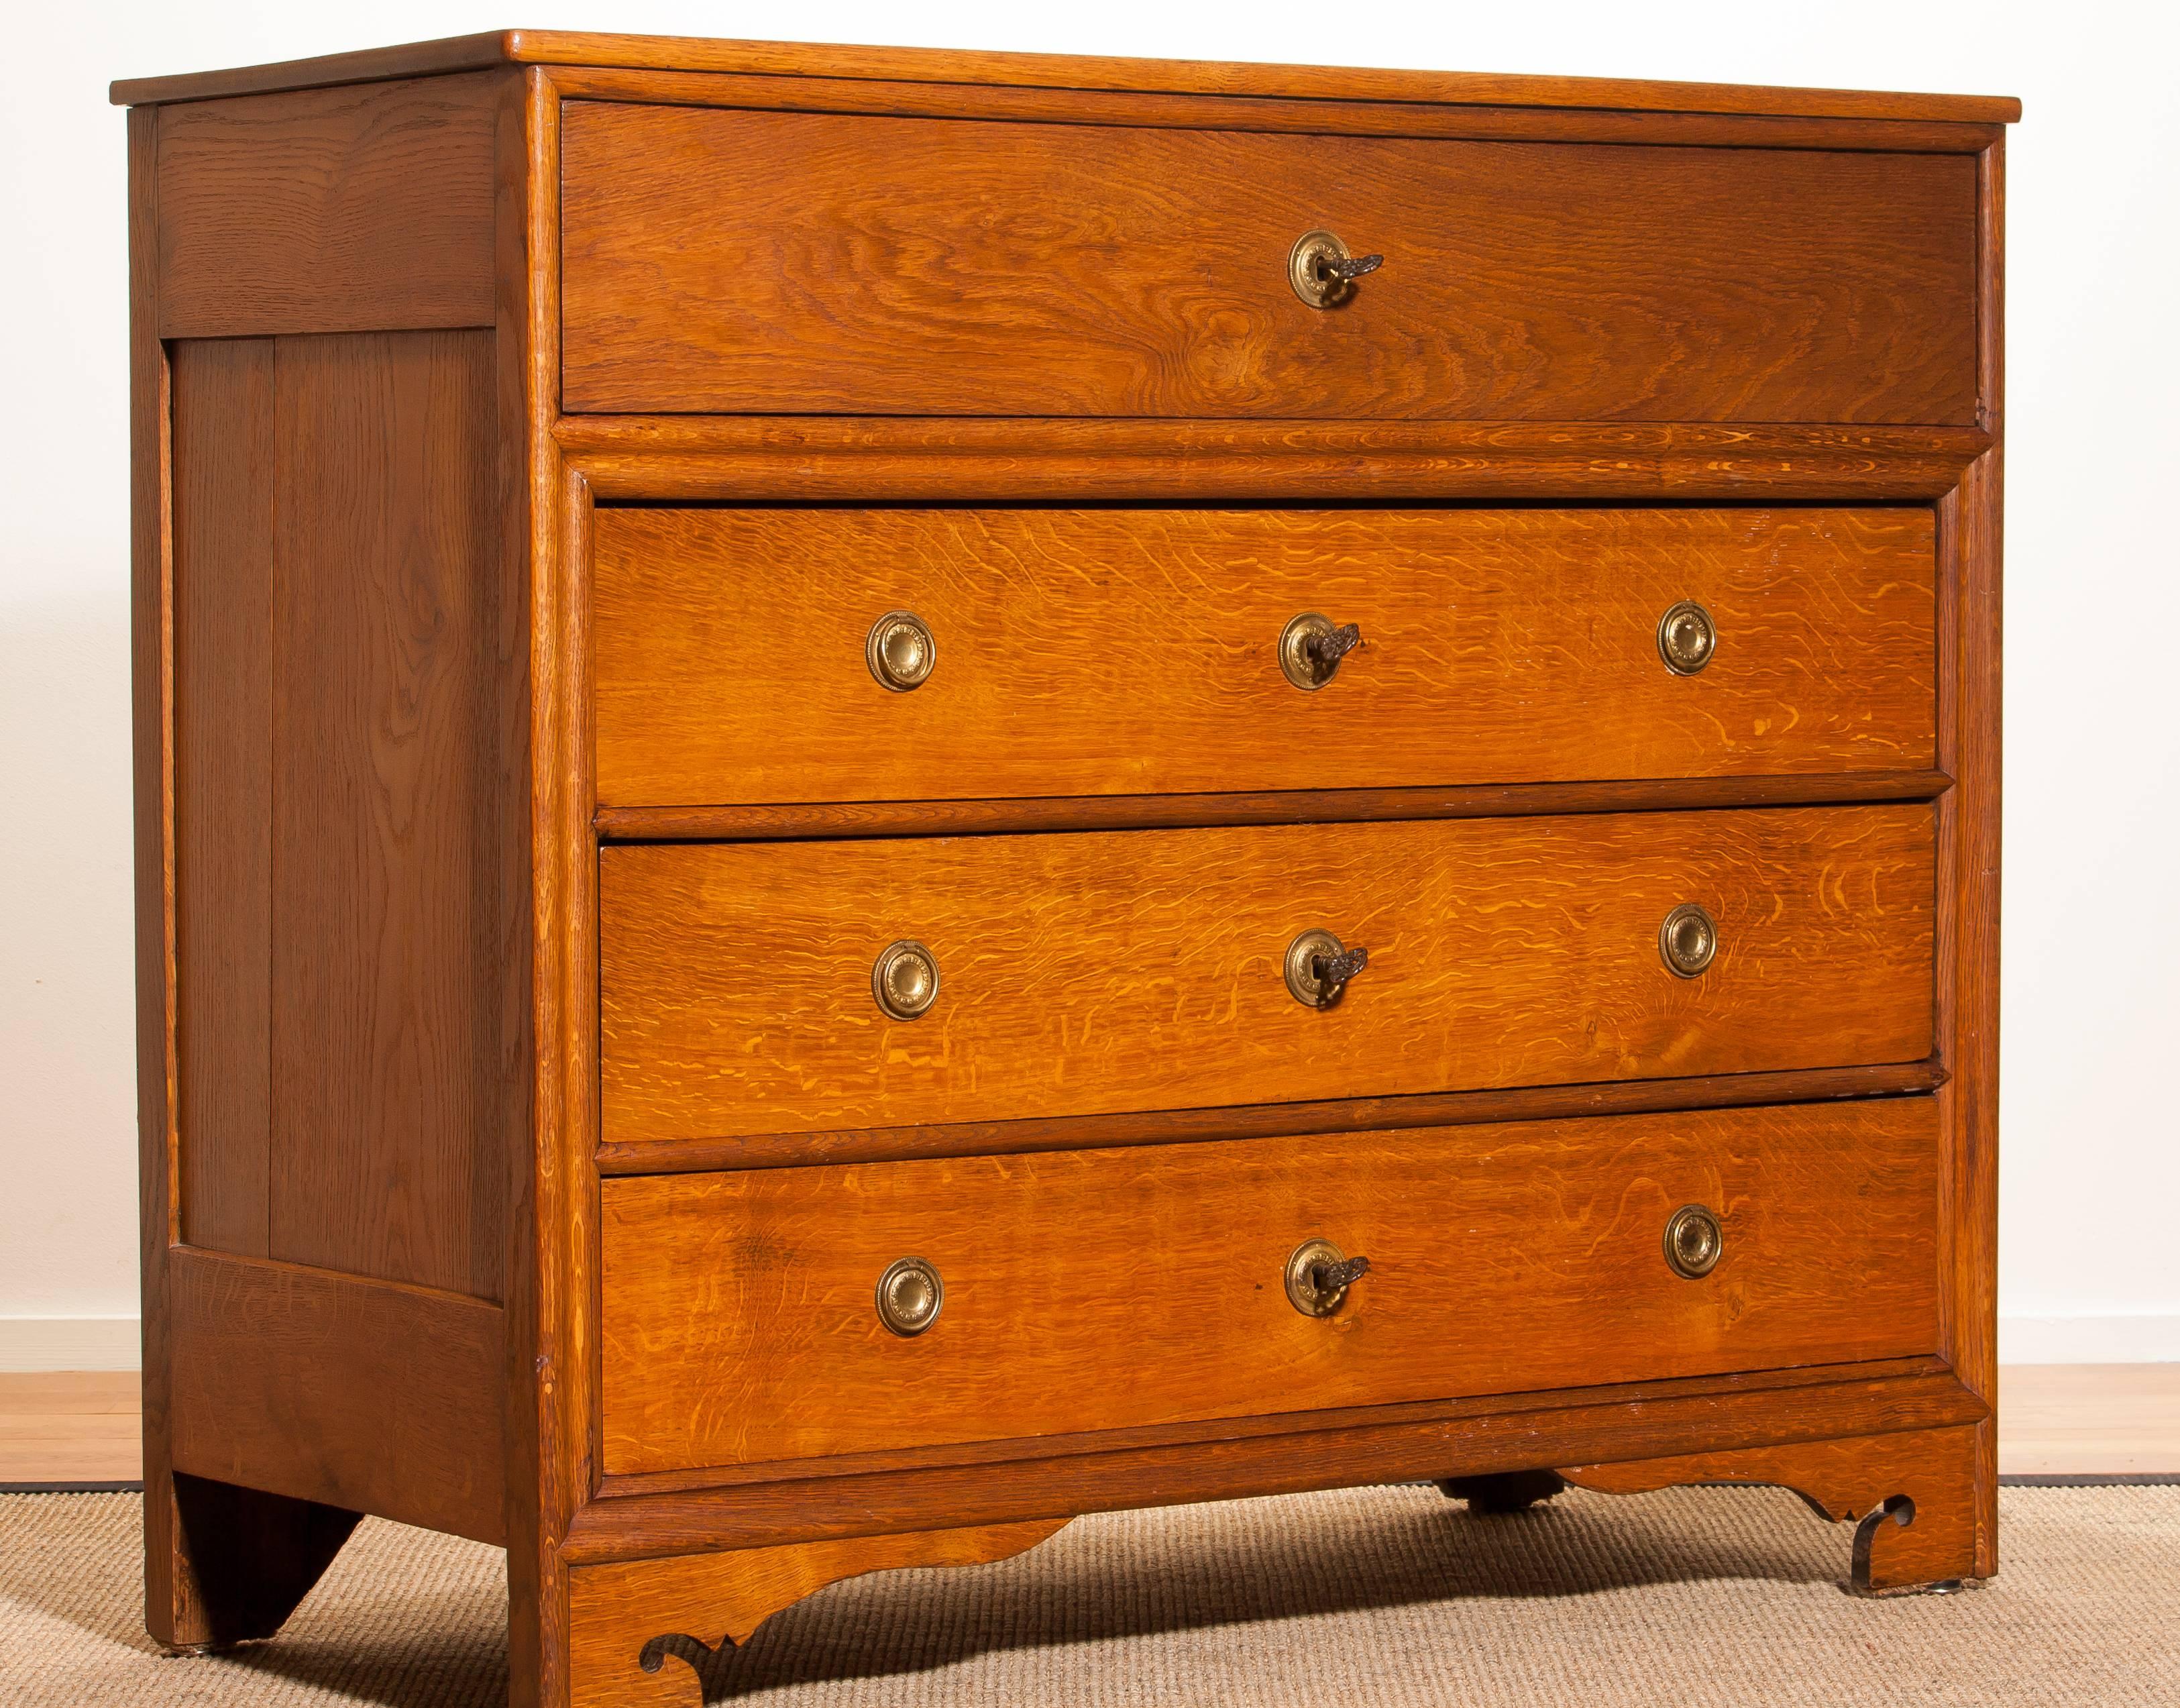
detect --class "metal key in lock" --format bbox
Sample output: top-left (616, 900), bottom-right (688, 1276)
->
top-left (1286, 1238), bottom-right (1373, 1316)
top-left (1285, 930), bottom-right (1370, 1008)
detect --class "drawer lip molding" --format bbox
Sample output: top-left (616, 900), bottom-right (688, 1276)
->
top-left (555, 417), bottom-right (1993, 502)
top-left (596, 771), bottom-right (1956, 846)
top-left (594, 1060), bottom-right (1947, 1176)
top-left (590, 1353), bottom-right (1974, 1505)
top-left (545, 68), bottom-right (2006, 158)
top-left (562, 1356), bottom-right (1988, 1564)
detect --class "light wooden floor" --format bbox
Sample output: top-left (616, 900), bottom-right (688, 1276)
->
top-left (1, 1373), bottom-right (143, 1483)
top-left (2, 1367), bottom-right (2174, 1485)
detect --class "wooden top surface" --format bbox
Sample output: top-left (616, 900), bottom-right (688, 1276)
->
top-left (110, 29), bottom-right (2021, 122)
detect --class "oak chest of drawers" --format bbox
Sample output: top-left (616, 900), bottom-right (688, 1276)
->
top-left (117, 32), bottom-right (2013, 1706)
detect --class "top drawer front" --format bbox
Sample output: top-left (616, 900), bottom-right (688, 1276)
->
top-left (561, 103), bottom-right (1979, 421)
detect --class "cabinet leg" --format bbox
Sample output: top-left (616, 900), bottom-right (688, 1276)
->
top-left (1562, 1424), bottom-right (1984, 1595)
top-left (564, 1518), bottom-right (1069, 1708)
top-left (146, 1469), bottom-right (362, 1650)
top-left (1435, 1469), bottom-right (1568, 1513)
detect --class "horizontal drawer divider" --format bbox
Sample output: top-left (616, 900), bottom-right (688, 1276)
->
top-left (595, 769), bottom-right (1955, 845)
top-left (557, 418), bottom-right (1992, 502)
top-left (547, 67), bottom-right (2006, 156)
top-left (588, 1354), bottom-right (1961, 1501)
top-left (593, 1352), bottom-right (1962, 1501)
top-left (592, 1058), bottom-right (1945, 1175)
top-left (563, 1356), bottom-right (1985, 1562)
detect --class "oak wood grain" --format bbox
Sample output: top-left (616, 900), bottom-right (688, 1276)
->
top-left (1566, 1423), bottom-right (1981, 1591)
top-left (590, 1354), bottom-right (1955, 1502)
top-left (548, 65), bottom-right (2002, 154)
top-left (111, 32), bottom-right (2021, 124)
top-left (154, 76), bottom-right (498, 337)
top-left (567, 1521), bottom-right (1068, 1706)
top-left (558, 418), bottom-right (1992, 504)
top-left (596, 507), bottom-right (1935, 808)
top-left (266, 329), bottom-right (512, 1301)
top-left (563, 104), bottom-right (1977, 422)
top-left (595, 772), bottom-right (1954, 847)
top-left (600, 1099), bottom-right (1940, 1475)
top-left (591, 1063), bottom-right (1944, 1178)
top-left (166, 1247), bottom-right (505, 1544)
top-left (133, 107), bottom-right (364, 1668)
top-left (1937, 132), bottom-right (2007, 1577)
top-left (563, 1360), bottom-right (1985, 1561)
top-left (128, 109), bottom-right (349, 1666)
top-left (600, 806), bottom-right (1935, 1145)
top-left (127, 99), bottom-right (198, 1648)
top-left (169, 339), bottom-right (274, 1257)
top-left (496, 63), bottom-right (568, 1708)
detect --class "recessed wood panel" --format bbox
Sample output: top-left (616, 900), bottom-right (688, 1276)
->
top-left (594, 506), bottom-right (1937, 808)
top-left (599, 805), bottom-right (1935, 1149)
top-left (171, 338), bottom-right (276, 1256)
top-left (600, 1098), bottom-right (1942, 1473)
top-left (267, 329), bottom-right (519, 1302)
top-left (155, 74), bottom-right (499, 337)
top-left (562, 103), bottom-right (1978, 421)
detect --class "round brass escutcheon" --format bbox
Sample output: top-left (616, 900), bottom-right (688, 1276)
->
top-left (1285, 1238), bottom-right (1359, 1317)
top-left (1657, 600), bottom-right (1719, 676)
top-left (872, 940), bottom-right (940, 1020)
top-left (1278, 612), bottom-right (1352, 692)
top-left (875, 1256), bottom-right (944, 1336)
top-left (867, 610), bottom-right (936, 692)
top-left (1289, 229), bottom-right (1362, 309)
top-left (1658, 903), bottom-right (1719, 979)
top-left (1663, 1204), bottom-right (1724, 1280)
top-left (1285, 928), bottom-right (1347, 1008)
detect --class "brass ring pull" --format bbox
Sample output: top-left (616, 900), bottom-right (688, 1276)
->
top-left (1289, 230), bottom-right (1384, 308)
top-left (875, 1256), bottom-right (944, 1336)
top-left (1663, 1206), bottom-right (1724, 1279)
top-left (1286, 929), bottom-right (1369, 1008)
top-left (872, 940), bottom-right (940, 1019)
top-left (1657, 600), bottom-right (1718, 675)
top-left (1286, 1238), bottom-right (1372, 1316)
top-left (867, 610), bottom-right (936, 692)
top-left (1279, 612), bottom-right (1364, 690)
top-left (1658, 904), bottom-right (1719, 978)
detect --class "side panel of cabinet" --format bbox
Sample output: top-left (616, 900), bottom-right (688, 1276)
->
top-left (166, 330), bottom-right (523, 1303)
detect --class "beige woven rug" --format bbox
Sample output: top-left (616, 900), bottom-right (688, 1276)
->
top-left (3, 1484), bottom-right (2175, 1705)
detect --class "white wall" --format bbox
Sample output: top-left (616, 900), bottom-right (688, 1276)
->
top-left (3, 1), bottom-right (2175, 1369)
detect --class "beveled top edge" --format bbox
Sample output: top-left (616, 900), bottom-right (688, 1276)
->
top-left (110, 28), bottom-right (2022, 123)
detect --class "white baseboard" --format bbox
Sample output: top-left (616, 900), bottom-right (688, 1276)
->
top-left (2, 1314), bottom-right (2173, 1373)
top-left (1998, 1314), bottom-right (2180, 1365)
top-left (0, 1318), bottom-right (141, 1372)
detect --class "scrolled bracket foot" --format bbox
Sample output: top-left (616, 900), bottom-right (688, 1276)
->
top-left (568, 1517), bottom-right (1069, 1707)
top-left (1562, 1424), bottom-right (1986, 1597)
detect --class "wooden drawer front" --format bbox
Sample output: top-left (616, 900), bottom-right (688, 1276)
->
top-left (600, 806), bottom-right (1932, 1149)
top-left (600, 1098), bottom-right (1941, 1473)
top-left (595, 506), bottom-right (1934, 808)
top-left (561, 103), bottom-right (1977, 421)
